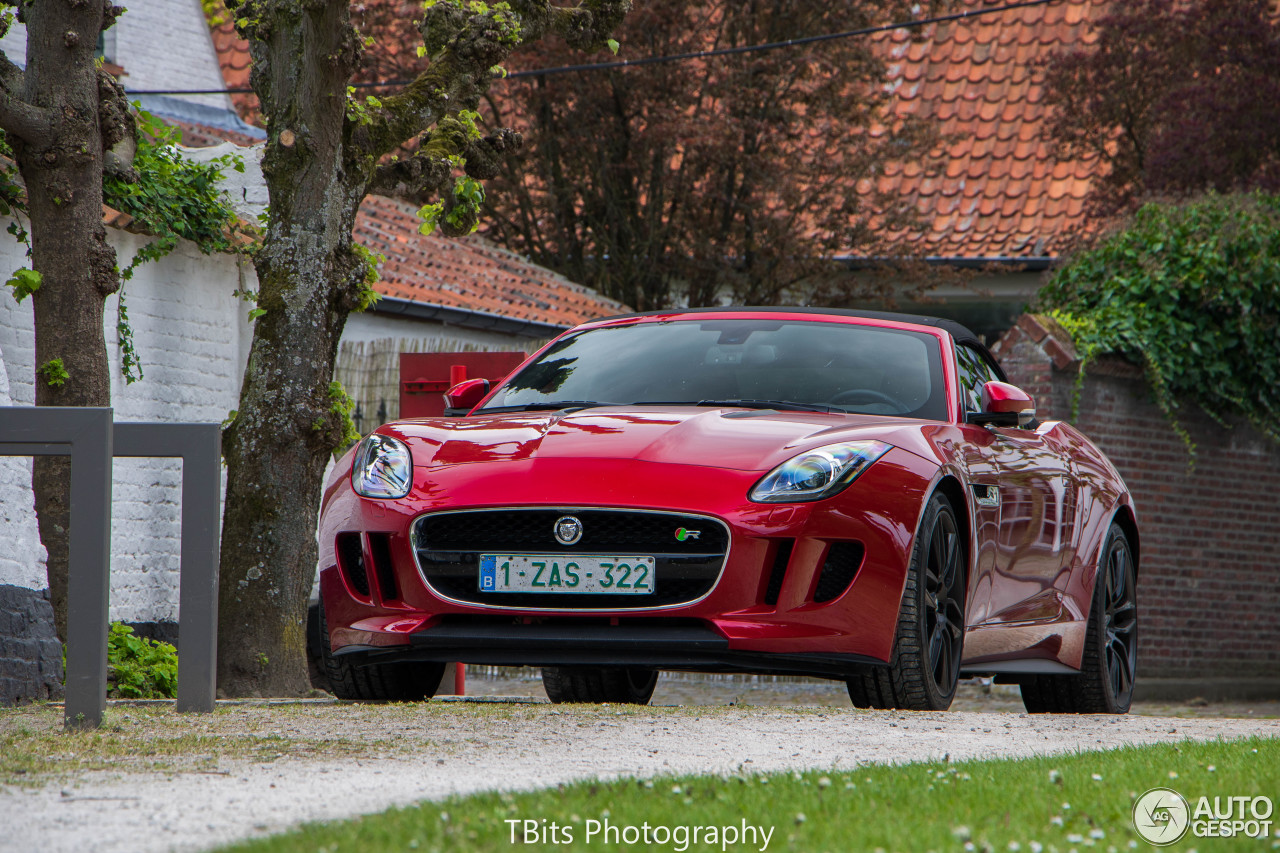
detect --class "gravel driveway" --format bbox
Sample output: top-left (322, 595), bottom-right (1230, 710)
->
top-left (2, 679), bottom-right (1277, 853)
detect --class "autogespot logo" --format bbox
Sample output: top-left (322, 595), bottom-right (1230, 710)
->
top-left (1133, 788), bottom-right (1190, 846)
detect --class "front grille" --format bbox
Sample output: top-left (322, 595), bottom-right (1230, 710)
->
top-left (813, 542), bottom-right (864, 603)
top-left (413, 509), bottom-right (729, 608)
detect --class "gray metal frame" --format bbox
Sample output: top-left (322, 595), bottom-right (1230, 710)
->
top-left (115, 423), bottom-right (221, 714)
top-left (0, 407), bottom-right (220, 727)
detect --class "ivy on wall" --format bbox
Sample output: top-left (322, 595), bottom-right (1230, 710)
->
top-left (2, 108), bottom-right (251, 384)
top-left (1038, 192), bottom-right (1280, 458)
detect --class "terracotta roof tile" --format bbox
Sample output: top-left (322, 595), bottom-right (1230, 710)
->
top-left (202, 0), bottom-right (1109, 264)
top-left (204, 12), bottom-right (260, 126)
top-left (355, 195), bottom-right (628, 328)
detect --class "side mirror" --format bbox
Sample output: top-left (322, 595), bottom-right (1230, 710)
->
top-left (443, 378), bottom-right (490, 416)
top-left (966, 380), bottom-right (1036, 427)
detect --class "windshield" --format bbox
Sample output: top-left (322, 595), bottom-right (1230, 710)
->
top-left (479, 318), bottom-right (948, 420)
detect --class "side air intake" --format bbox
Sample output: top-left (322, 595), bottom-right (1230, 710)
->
top-left (813, 542), bottom-right (864, 603)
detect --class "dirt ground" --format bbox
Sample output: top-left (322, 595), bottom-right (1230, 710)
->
top-left (1, 673), bottom-right (1276, 853)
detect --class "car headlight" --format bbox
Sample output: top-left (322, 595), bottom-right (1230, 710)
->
top-left (350, 433), bottom-right (413, 499)
top-left (749, 440), bottom-right (891, 503)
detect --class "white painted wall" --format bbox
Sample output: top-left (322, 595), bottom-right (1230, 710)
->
top-left (0, 0), bottom-right (231, 111)
top-left (0, 226), bottom-right (253, 619)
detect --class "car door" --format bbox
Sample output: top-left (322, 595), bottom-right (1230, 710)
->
top-left (956, 345), bottom-right (1077, 626)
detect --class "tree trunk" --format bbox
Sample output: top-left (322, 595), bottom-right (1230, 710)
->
top-left (215, 0), bottom-right (629, 696)
top-left (5, 1), bottom-right (122, 641)
top-left (215, 0), bottom-right (367, 696)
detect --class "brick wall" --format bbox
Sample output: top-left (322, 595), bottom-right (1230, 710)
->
top-left (0, 585), bottom-right (63, 704)
top-left (993, 315), bottom-right (1280, 685)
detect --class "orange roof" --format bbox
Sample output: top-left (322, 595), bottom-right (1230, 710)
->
top-left (356, 195), bottom-right (628, 328)
top-left (204, 2), bottom-right (1106, 262)
top-left (873, 0), bottom-right (1105, 258)
top-left (207, 16), bottom-right (259, 125)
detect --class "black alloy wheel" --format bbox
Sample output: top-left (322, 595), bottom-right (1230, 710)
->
top-left (847, 492), bottom-right (966, 711)
top-left (923, 503), bottom-right (966, 698)
top-left (1020, 523), bottom-right (1137, 714)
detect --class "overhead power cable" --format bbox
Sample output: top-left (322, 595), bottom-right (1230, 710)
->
top-left (123, 0), bottom-right (1063, 97)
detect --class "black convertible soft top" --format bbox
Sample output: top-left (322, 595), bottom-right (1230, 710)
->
top-left (595, 306), bottom-right (1005, 377)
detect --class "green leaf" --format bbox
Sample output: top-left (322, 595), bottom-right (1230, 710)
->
top-left (248, 307), bottom-right (267, 321)
top-left (4, 266), bottom-right (41, 302)
top-left (607, 38), bottom-right (620, 55)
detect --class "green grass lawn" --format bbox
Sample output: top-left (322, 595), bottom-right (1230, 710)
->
top-left (222, 736), bottom-right (1278, 853)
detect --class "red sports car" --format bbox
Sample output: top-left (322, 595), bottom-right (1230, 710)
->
top-left (318, 308), bottom-right (1139, 713)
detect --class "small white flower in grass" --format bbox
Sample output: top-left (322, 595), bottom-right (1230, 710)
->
top-left (643, 780), bottom-right (653, 788)
top-left (964, 843), bottom-right (976, 853)
top-left (1051, 816), bottom-right (1065, 827)
top-left (1063, 802), bottom-right (1072, 810)
top-left (1207, 765), bottom-right (1216, 772)
top-left (818, 776), bottom-right (832, 788)
top-left (1068, 834), bottom-right (1084, 844)
top-left (1049, 770), bottom-right (1062, 784)
top-left (1090, 829), bottom-right (1105, 840)
top-left (845, 782), bottom-right (856, 790)
top-left (1008, 842), bottom-right (1022, 852)
top-left (439, 812), bottom-right (449, 823)
top-left (1169, 771), bottom-right (1179, 779)
top-left (961, 772), bottom-right (972, 781)
top-left (953, 826), bottom-right (973, 842)
top-left (1029, 843), bottom-right (1043, 853)
top-left (794, 813), bottom-right (807, 825)
top-left (671, 785), bottom-right (683, 794)
top-left (1091, 773), bottom-right (1103, 781)
top-left (1128, 841), bottom-right (1138, 849)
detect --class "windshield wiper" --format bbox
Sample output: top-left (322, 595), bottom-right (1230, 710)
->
top-left (479, 401), bottom-right (617, 413)
top-left (638, 399), bottom-right (842, 414)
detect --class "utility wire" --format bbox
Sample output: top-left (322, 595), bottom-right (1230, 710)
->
top-left (124, 0), bottom-right (1063, 97)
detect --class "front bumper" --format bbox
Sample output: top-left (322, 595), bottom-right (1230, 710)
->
top-left (334, 618), bottom-right (883, 678)
top-left (318, 448), bottom-right (938, 673)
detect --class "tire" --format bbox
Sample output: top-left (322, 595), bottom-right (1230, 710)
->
top-left (1019, 523), bottom-right (1137, 714)
top-left (319, 599), bottom-right (445, 701)
top-left (847, 492), bottom-right (966, 711)
top-left (541, 666), bottom-right (659, 704)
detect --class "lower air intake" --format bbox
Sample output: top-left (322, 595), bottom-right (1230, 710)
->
top-left (813, 542), bottom-right (864, 603)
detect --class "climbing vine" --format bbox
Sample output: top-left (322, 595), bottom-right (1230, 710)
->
top-left (2, 111), bottom-right (249, 383)
top-left (1038, 192), bottom-right (1280, 459)
top-left (101, 108), bottom-right (250, 382)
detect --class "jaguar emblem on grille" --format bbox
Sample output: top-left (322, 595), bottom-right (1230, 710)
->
top-left (554, 515), bottom-right (583, 545)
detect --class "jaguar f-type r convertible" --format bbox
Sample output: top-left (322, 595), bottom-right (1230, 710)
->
top-left (318, 308), bottom-right (1139, 713)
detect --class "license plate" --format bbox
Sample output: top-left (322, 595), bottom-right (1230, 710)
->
top-left (479, 554), bottom-right (656, 594)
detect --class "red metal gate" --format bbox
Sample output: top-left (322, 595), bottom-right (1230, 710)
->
top-left (399, 351), bottom-right (526, 419)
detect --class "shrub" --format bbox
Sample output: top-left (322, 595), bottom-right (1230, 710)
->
top-left (107, 622), bottom-right (178, 699)
top-left (1038, 192), bottom-right (1280, 456)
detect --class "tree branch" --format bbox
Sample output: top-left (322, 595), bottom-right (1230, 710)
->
top-left (0, 54), bottom-right (53, 145)
top-left (357, 0), bottom-right (629, 161)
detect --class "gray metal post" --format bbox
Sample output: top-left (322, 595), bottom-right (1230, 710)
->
top-left (0, 407), bottom-right (114, 729)
top-left (114, 423), bottom-right (221, 712)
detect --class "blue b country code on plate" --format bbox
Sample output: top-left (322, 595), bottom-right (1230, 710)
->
top-left (479, 554), bottom-right (656, 594)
